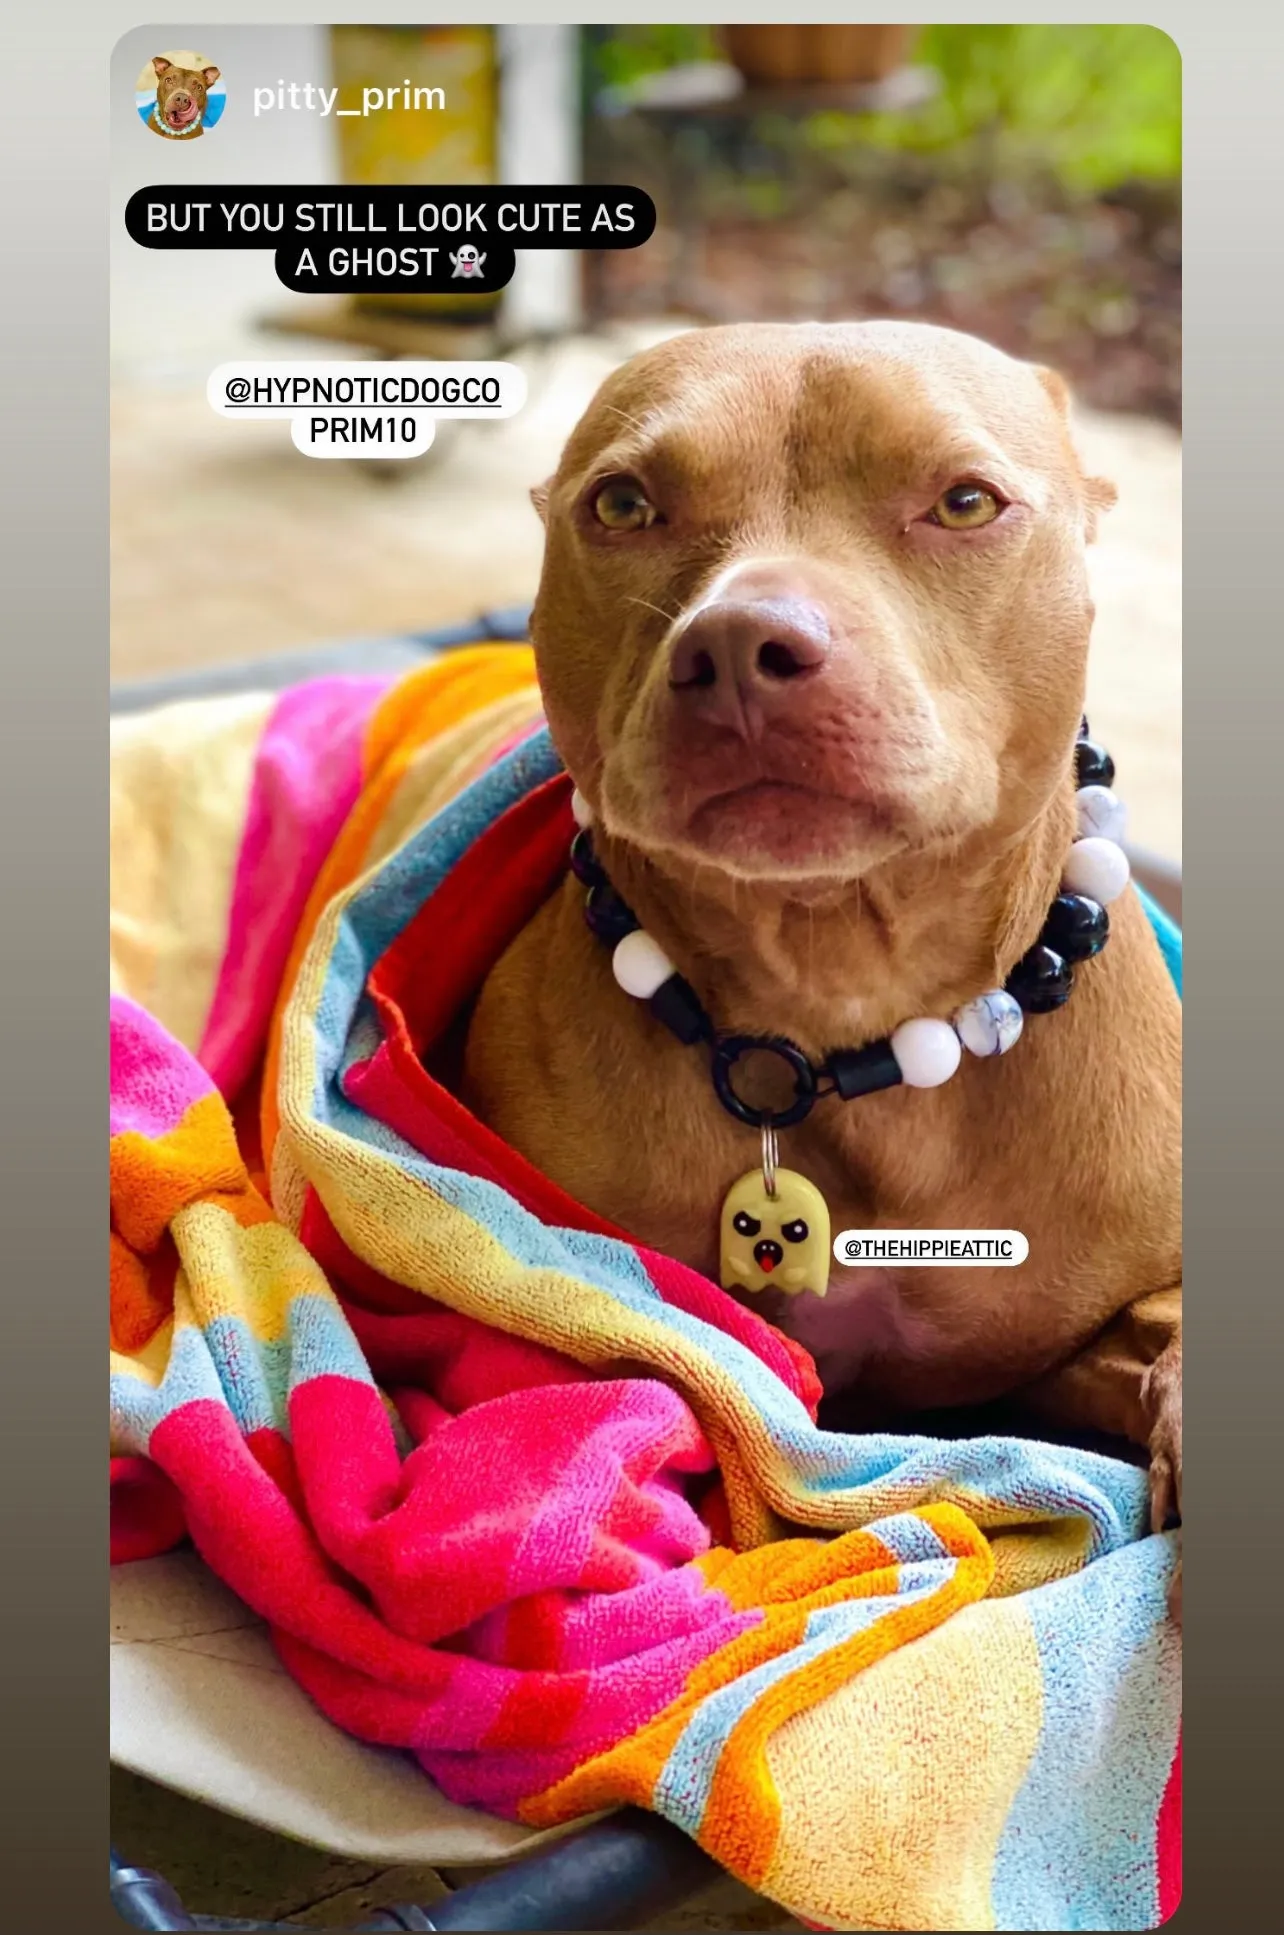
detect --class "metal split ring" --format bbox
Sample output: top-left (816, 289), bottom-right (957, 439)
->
top-left (760, 1123), bottom-right (780, 1200)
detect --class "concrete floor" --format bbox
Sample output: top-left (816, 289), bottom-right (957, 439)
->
top-left (113, 1768), bottom-right (800, 1928)
top-left (109, 316), bottom-right (1179, 1928)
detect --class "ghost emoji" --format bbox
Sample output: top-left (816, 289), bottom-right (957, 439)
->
top-left (450, 244), bottom-right (487, 280)
top-left (719, 1171), bottom-right (831, 1298)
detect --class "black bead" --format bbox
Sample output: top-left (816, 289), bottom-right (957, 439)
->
top-left (649, 974), bottom-right (711, 1046)
top-left (583, 884), bottom-right (640, 946)
top-left (825, 1040), bottom-right (903, 1100)
top-left (569, 828), bottom-right (603, 886)
top-left (1005, 944), bottom-right (1075, 1014)
top-left (1041, 893), bottom-right (1110, 963)
top-left (1074, 738), bottom-right (1116, 789)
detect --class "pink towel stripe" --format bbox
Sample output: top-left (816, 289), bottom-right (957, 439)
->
top-left (110, 995), bottom-right (216, 1140)
top-left (197, 676), bottom-right (391, 1098)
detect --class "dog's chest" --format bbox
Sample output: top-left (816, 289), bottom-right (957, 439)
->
top-left (460, 891), bottom-right (1093, 1400)
top-left (747, 1264), bottom-right (918, 1395)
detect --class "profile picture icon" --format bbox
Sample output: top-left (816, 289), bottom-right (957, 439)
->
top-left (137, 51), bottom-right (225, 141)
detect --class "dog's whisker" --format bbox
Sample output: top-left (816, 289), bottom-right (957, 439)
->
top-left (623, 595), bottom-right (682, 628)
top-left (599, 403), bottom-right (652, 436)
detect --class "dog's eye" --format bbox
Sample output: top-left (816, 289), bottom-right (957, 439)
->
top-left (732, 1211), bottom-right (761, 1237)
top-left (592, 476), bottom-right (658, 532)
top-left (781, 1219), bottom-right (809, 1244)
top-left (927, 482), bottom-right (1003, 530)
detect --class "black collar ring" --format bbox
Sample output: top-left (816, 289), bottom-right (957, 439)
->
top-left (710, 1034), bottom-right (819, 1129)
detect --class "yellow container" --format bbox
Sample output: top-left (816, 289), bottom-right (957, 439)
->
top-left (329, 25), bottom-right (500, 320)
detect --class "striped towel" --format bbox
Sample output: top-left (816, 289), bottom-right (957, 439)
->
top-left (110, 645), bottom-right (1181, 1931)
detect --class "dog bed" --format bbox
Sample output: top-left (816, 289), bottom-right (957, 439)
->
top-left (111, 623), bottom-right (1181, 1932)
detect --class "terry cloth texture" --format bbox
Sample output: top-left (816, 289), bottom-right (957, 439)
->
top-left (110, 645), bottom-right (1182, 1932)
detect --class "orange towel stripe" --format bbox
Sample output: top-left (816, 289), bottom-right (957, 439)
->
top-left (259, 645), bottom-right (538, 1167)
top-left (701, 1507), bottom-right (995, 1887)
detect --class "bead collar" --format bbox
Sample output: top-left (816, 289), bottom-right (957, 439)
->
top-left (152, 105), bottom-right (205, 137)
top-left (569, 720), bottom-right (1129, 1131)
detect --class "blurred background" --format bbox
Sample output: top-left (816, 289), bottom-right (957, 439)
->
top-left (111, 21), bottom-right (1180, 857)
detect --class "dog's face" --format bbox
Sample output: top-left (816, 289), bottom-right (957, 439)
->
top-left (531, 322), bottom-right (1114, 886)
top-left (152, 57), bottom-right (219, 134)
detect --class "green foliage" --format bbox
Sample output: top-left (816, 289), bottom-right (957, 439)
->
top-left (846, 25), bottom-right (1181, 191)
top-left (587, 24), bottom-right (1181, 195)
top-left (585, 23), bottom-right (720, 95)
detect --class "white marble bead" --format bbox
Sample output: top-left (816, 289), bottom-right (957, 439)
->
top-left (952, 990), bottom-right (1025, 1059)
top-left (1062, 836), bottom-right (1130, 905)
top-left (612, 929), bottom-right (675, 1000)
top-left (890, 1016), bottom-right (963, 1088)
top-left (1075, 785), bottom-right (1128, 844)
top-left (570, 787), bottom-right (594, 829)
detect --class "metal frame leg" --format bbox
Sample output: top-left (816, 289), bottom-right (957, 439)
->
top-left (111, 1811), bottom-right (717, 1931)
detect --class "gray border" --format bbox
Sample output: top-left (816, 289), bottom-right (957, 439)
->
top-left (4, 5), bottom-right (1275, 1928)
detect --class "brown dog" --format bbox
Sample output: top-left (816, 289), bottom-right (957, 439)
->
top-left (460, 322), bottom-right (1181, 1575)
top-left (149, 57), bottom-right (220, 139)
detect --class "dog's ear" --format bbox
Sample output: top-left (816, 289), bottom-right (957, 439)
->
top-left (202, 66), bottom-right (221, 86)
top-left (1035, 364), bottom-right (1117, 538)
top-left (151, 56), bottom-right (172, 77)
top-left (530, 480), bottom-right (551, 525)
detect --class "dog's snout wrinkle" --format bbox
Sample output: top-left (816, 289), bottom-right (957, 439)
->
top-left (668, 597), bottom-right (831, 737)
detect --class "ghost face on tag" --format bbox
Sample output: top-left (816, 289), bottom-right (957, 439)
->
top-left (719, 1170), bottom-right (831, 1298)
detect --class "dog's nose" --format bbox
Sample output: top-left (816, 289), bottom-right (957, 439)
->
top-left (669, 598), bottom-right (830, 729)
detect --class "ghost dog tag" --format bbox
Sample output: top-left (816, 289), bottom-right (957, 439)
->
top-left (720, 1169), bottom-right (832, 1298)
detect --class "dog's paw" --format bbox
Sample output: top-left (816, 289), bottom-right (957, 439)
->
top-left (1142, 1343), bottom-right (1182, 1624)
top-left (1142, 1343), bottom-right (1182, 1530)
top-left (1167, 1557), bottom-right (1183, 1627)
